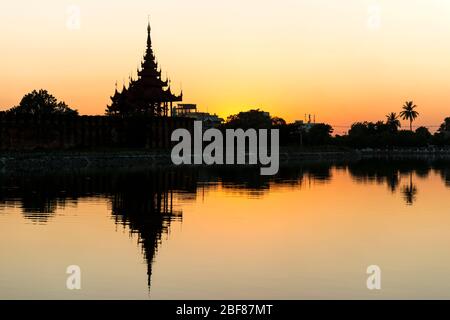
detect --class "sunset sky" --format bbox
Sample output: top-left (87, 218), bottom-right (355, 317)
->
top-left (2, 0), bottom-right (450, 133)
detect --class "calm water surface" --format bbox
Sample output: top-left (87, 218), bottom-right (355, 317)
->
top-left (0, 159), bottom-right (450, 299)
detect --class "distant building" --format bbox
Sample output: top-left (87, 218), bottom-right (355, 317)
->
top-left (294, 120), bottom-right (316, 133)
top-left (173, 104), bottom-right (223, 129)
top-left (172, 104), bottom-right (198, 117)
top-left (294, 113), bottom-right (321, 132)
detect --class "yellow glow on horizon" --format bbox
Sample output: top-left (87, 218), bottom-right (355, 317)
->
top-left (2, 0), bottom-right (450, 131)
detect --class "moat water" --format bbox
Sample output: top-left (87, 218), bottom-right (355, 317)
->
top-left (0, 158), bottom-right (449, 299)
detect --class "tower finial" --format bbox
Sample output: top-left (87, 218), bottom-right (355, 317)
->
top-left (146, 16), bottom-right (152, 49)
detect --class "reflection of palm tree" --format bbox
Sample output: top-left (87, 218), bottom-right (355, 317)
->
top-left (400, 101), bottom-right (419, 131)
top-left (386, 112), bottom-right (401, 132)
top-left (387, 171), bottom-right (400, 192)
top-left (402, 172), bottom-right (418, 205)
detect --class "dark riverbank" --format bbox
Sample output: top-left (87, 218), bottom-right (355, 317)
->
top-left (1, 147), bottom-right (450, 173)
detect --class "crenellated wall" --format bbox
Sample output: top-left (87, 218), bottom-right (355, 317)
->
top-left (0, 114), bottom-right (194, 151)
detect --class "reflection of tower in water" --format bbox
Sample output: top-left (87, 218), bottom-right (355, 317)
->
top-left (109, 170), bottom-right (193, 289)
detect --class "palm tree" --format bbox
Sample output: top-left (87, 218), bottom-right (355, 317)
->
top-left (399, 101), bottom-right (419, 131)
top-left (386, 112), bottom-right (401, 132)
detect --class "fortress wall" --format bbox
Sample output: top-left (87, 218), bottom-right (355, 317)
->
top-left (0, 114), bottom-right (194, 151)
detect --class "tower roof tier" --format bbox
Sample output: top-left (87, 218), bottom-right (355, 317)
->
top-left (106, 19), bottom-right (183, 116)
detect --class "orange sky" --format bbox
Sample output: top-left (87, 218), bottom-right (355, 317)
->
top-left (1, 0), bottom-right (450, 133)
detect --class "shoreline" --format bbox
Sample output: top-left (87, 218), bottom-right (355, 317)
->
top-left (1, 148), bottom-right (450, 172)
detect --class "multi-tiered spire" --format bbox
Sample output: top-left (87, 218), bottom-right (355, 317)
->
top-left (107, 20), bottom-right (183, 116)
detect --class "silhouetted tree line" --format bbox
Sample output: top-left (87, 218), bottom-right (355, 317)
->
top-left (335, 122), bottom-right (432, 148)
top-left (2, 92), bottom-right (450, 149)
top-left (222, 109), bottom-right (334, 147)
top-left (222, 105), bottom-right (450, 148)
top-left (336, 120), bottom-right (450, 149)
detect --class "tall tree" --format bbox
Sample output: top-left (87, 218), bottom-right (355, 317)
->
top-left (438, 117), bottom-right (450, 132)
top-left (271, 117), bottom-right (286, 127)
top-left (399, 101), bottom-right (419, 131)
top-left (386, 112), bottom-right (401, 132)
top-left (306, 123), bottom-right (334, 145)
top-left (7, 89), bottom-right (78, 116)
top-left (225, 109), bottom-right (272, 129)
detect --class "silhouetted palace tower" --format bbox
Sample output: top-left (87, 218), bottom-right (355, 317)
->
top-left (107, 21), bottom-right (183, 116)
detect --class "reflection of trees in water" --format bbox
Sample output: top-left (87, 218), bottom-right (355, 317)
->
top-left (0, 158), bottom-right (449, 289)
top-left (0, 163), bottom-right (335, 288)
top-left (432, 160), bottom-right (450, 187)
top-left (348, 158), bottom-right (450, 206)
top-left (1, 159), bottom-right (449, 215)
top-left (348, 159), bottom-right (426, 193)
top-left (402, 172), bottom-right (418, 206)
top-left (0, 174), bottom-right (80, 223)
top-left (198, 163), bottom-right (333, 197)
top-left (348, 159), bottom-right (419, 204)
top-left (0, 169), bottom-right (196, 289)
top-left (442, 169), bottom-right (450, 187)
